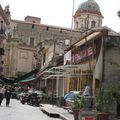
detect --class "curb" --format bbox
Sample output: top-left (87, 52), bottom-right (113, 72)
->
top-left (60, 114), bottom-right (69, 120)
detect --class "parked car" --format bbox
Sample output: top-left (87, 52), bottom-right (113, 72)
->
top-left (64, 91), bottom-right (93, 112)
top-left (64, 91), bottom-right (83, 101)
top-left (64, 91), bottom-right (83, 105)
top-left (64, 91), bottom-right (83, 111)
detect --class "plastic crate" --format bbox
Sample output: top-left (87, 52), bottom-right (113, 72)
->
top-left (78, 111), bottom-right (97, 120)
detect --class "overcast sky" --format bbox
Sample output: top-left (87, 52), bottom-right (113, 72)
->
top-left (1, 0), bottom-right (120, 32)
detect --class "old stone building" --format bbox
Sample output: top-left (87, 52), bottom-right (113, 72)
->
top-left (1, 0), bottom-right (104, 85)
top-left (0, 5), bottom-right (10, 77)
top-left (36, 0), bottom-right (104, 96)
top-left (2, 8), bottom-right (82, 80)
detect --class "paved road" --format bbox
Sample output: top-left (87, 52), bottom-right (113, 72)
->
top-left (0, 99), bottom-right (62, 120)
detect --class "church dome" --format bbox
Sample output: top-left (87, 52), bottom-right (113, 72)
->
top-left (77, 0), bottom-right (101, 15)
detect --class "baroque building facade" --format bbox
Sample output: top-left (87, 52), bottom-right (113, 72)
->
top-left (3, 8), bottom-right (81, 79)
top-left (0, 5), bottom-right (10, 77)
top-left (74, 0), bottom-right (103, 30)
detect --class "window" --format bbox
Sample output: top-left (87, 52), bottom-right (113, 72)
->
top-left (65, 39), bottom-right (70, 46)
top-left (32, 24), bottom-right (34, 29)
top-left (0, 21), bottom-right (4, 34)
top-left (46, 27), bottom-right (49, 31)
top-left (91, 21), bottom-right (96, 28)
top-left (29, 37), bottom-right (35, 46)
top-left (76, 22), bottom-right (78, 28)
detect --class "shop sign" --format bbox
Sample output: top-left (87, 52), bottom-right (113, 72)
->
top-left (72, 44), bottom-right (95, 63)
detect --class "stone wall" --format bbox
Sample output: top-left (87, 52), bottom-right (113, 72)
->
top-left (102, 36), bottom-right (120, 115)
top-left (103, 36), bottom-right (120, 86)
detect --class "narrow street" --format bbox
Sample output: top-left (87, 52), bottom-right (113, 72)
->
top-left (0, 99), bottom-right (62, 120)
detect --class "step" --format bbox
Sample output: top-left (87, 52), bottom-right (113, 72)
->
top-left (41, 107), bottom-right (60, 118)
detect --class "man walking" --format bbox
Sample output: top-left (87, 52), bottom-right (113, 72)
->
top-left (83, 84), bottom-right (91, 96)
top-left (5, 86), bottom-right (12, 107)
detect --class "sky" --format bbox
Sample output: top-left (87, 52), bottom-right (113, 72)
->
top-left (0, 0), bottom-right (120, 32)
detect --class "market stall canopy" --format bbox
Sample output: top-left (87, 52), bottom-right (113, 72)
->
top-left (0, 76), bottom-right (14, 84)
top-left (0, 68), bottom-right (39, 84)
top-left (14, 68), bottom-right (39, 83)
top-left (19, 75), bottom-right (36, 83)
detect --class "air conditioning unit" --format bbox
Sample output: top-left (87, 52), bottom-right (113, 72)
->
top-left (65, 39), bottom-right (70, 46)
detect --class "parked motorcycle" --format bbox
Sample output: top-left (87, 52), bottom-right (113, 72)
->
top-left (20, 92), bottom-right (41, 106)
top-left (20, 93), bottom-right (29, 104)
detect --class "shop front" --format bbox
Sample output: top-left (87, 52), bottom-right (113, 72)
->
top-left (63, 28), bottom-right (108, 95)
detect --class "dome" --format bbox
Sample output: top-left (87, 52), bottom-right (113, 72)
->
top-left (77, 0), bottom-right (101, 14)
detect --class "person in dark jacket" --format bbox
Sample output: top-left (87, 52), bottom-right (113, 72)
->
top-left (0, 86), bottom-right (4, 106)
top-left (4, 86), bottom-right (12, 106)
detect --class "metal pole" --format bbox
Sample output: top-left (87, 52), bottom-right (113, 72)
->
top-left (71, 0), bottom-right (75, 30)
top-left (70, 0), bottom-right (75, 43)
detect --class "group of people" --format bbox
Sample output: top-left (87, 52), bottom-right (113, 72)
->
top-left (0, 85), bottom-right (12, 107)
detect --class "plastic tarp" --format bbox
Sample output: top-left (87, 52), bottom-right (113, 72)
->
top-left (94, 38), bottom-right (103, 81)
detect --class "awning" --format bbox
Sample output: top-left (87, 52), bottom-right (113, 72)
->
top-left (38, 64), bottom-right (94, 80)
top-left (0, 76), bottom-right (14, 84)
top-left (75, 31), bottom-right (100, 47)
top-left (0, 68), bottom-right (39, 84)
top-left (19, 76), bottom-right (36, 83)
top-left (15, 68), bottom-right (39, 83)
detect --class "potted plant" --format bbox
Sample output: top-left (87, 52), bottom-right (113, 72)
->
top-left (72, 96), bottom-right (87, 120)
top-left (94, 87), bottom-right (115, 120)
top-left (110, 85), bottom-right (120, 117)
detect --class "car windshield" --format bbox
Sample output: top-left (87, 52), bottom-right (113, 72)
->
top-left (64, 91), bottom-right (83, 100)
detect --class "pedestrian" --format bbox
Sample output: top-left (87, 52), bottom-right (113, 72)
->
top-left (4, 86), bottom-right (12, 107)
top-left (0, 85), bottom-right (4, 106)
top-left (82, 84), bottom-right (91, 96)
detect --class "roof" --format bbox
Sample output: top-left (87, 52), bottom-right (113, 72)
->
top-left (11, 19), bottom-right (78, 32)
top-left (65, 26), bottom-right (120, 52)
top-left (77, 0), bottom-right (101, 15)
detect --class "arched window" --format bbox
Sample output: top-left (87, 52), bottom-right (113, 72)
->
top-left (76, 22), bottom-right (78, 28)
top-left (29, 37), bottom-right (35, 46)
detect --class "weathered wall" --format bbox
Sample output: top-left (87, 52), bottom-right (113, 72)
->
top-left (103, 36), bottom-right (120, 86)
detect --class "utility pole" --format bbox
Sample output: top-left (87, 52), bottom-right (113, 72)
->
top-left (70, 0), bottom-right (75, 44)
top-left (71, 0), bottom-right (75, 30)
